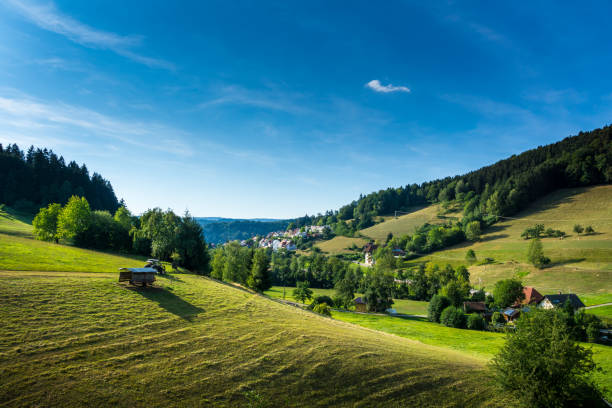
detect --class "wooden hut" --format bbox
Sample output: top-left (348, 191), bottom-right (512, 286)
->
top-left (354, 297), bottom-right (368, 313)
top-left (118, 267), bottom-right (157, 286)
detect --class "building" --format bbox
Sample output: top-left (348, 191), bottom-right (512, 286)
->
top-left (502, 307), bottom-right (521, 322)
top-left (463, 301), bottom-right (486, 314)
top-left (354, 297), bottom-right (368, 313)
top-left (363, 242), bottom-right (378, 266)
top-left (539, 293), bottom-right (585, 310)
top-left (392, 248), bottom-right (406, 258)
top-left (513, 286), bottom-right (544, 307)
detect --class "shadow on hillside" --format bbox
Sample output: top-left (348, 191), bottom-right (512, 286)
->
top-left (127, 286), bottom-right (204, 321)
top-left (395, 315), bottom-right (429, 323)
top-left (479, 234), bottom-right (510, 243)
top-left (549, 258), bottom-right (587, 268)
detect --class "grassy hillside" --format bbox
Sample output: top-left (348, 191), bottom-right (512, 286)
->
top-left (0, 206), bottom-right (145, 272)
top-left (0, 271), bottom-right (510, 407)
top-left (360, 205), bottom-right (460, 242)
top-left (314, 236), bottom-right (368, 255)
top-left (332, 312), bottom-right (612, 400)
top-left (412, 186), bottom-right (612, 296)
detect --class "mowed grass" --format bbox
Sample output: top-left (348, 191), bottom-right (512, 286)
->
top-left (414, 186), bottom-right (612, 296)
top-left (332, 312), bottom-right (612, 400)
top-left (360, 205), bottom-right (443, 241)
top-left (314, 236), bottom-right (368, 255)
top-left (0, 206), bottom-right (146, 272)
top-left (265, 286), bottom-right (429, 315)
top-left (0, 272), bottom-right (511, 407)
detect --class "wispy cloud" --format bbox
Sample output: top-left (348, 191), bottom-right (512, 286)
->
top-left (0, 91), bottom-right (191, 155)
top-left (4, 0), bottom-right (173, 69)
top-left (366, 79), bottom-right (410, 93)
top-left (198, 85), bottom-right (310, 114)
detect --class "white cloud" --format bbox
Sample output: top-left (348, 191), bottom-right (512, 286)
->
top-left (4, 0), bottom-right (173, 69)
top-left (366, 79), bottom-right (410, 93)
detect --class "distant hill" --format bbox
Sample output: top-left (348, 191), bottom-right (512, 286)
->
top-left (196, 218), bottom-right (290, 244)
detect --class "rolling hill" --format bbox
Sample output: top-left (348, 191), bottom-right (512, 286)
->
top-left (401, 185), bottom-right (612, 296)
top-left (0, 271), bottom-right (512, 407)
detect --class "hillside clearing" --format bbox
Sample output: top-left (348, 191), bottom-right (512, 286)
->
top-left (314, 236), bottom-right (368, 255)
top-left (0, 271), bottom-right (510, 407)
top-left (411, 186), bottom-right (612, 295)
top-left (360, 205), bottom-right (445, 241)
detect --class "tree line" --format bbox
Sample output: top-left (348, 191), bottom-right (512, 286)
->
top-left (0, 144), bottom-right (119, 213)
top-left (33, 197), bottom-right (210, 272)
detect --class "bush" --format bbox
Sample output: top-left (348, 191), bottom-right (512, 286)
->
top-left (491, 311), bottom-right (505, 324)
top-left (440, 306), bottom-right (466, 328)
top-left (428, 295), bottom-right (451, 323)
top-left (312, 303), bottom-right (332, 317)
top-left (309, 295), bottom-right (335, 309)
top-left (467, 313), bottom-right (486, 330)
top-left (491, 308), bottom-right (603, 407)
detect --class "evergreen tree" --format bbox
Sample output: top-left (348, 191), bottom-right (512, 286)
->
top-left (247, 249), bottom-right (271, 292)
top-left (527, 238), bottom-right (550, 268)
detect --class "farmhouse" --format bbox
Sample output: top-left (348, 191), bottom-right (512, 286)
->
top-left (354, 297), bottom-right (367, 313)
top-left (513, 286), bottom-right (544, 307)
top-left (539, 293), bottom-right (585, 310)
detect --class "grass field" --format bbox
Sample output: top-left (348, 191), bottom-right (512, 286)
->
top-left (332, 312), bottom-right (612, 400)
top-left (265, 286), bottom-right (429, 315)
top-left (314, 236), bottom-right (368, 255)
top-left (360, 205), bottom-right (444, 241)
top-left (412, 186), bottom-right (612, 296)
top-left (0, 271), bottom-right (512, 407)
top-left (0, 206), bottom-right (146, 272)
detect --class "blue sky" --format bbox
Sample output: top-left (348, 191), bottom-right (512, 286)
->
top-left (1, 1), bottom-right (611, 218)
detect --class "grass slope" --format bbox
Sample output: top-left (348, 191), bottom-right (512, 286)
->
top-left (314, 236), bottom-right (368, 255)
top-left (0, 272), bottom-right (509, 407)
top-left (0, 206), bottom-right (145, 272)
top-left (332, 312), bottom-right (612, 400)
top-left (360, 205), bottom-right (459, 242)
top-left (414, 186), bottom-right (612, 296)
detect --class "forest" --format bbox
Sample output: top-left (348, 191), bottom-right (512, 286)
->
top-left (293, 125), bottom-right (612, 234)
top-left (0, 144), bottom-right (119, 213)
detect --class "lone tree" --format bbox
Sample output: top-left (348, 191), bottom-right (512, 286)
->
top-left (585, 225), bottom-right (595, 235)
top-left (527, 238), bottom-right (550, 268)
top-left (491, 308), bottom-right (603, 407)
top-left (465, 249), bottom-right (477, 263)
top-left (574, 224), bottom-right (584, 235)
top-left (293, 281), bottom-right (313, 303)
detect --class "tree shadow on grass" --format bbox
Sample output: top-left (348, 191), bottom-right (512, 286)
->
top-left (126, 286), bottom-right (204, 321)
top-left (548, 258), bottom-right (587, 268)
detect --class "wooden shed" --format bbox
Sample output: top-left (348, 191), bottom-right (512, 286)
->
top-left (354, 297), bottom-right (368, 313)
top-left (119, 267), bottom-right (157, 287)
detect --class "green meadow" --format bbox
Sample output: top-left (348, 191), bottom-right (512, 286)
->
top-left (332, 311), bottom-right (612, 400)
top-left (0, 271), bottom-right (511, 407)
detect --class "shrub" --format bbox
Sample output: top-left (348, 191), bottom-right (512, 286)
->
top-left (312, 303), bottom-right (332, 317)
top-left (428, 295), bottom-right (451, 323)
top-left (467, 313), bottom-right (486, 330)
top-left (491, 308), bottom-right (603, 407)
top-left (309, 295), bottom-right (335, 309)
top-left (491, 311), bottom-right (505, 324)
top-left (585, 225), bottom-right (595, 235)
top-left (573, 224), bottom-right (584, 234)
top-left (440, 306), bottom-right (466, 328)
top-left (465, 249), bottom-right (477, 263)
